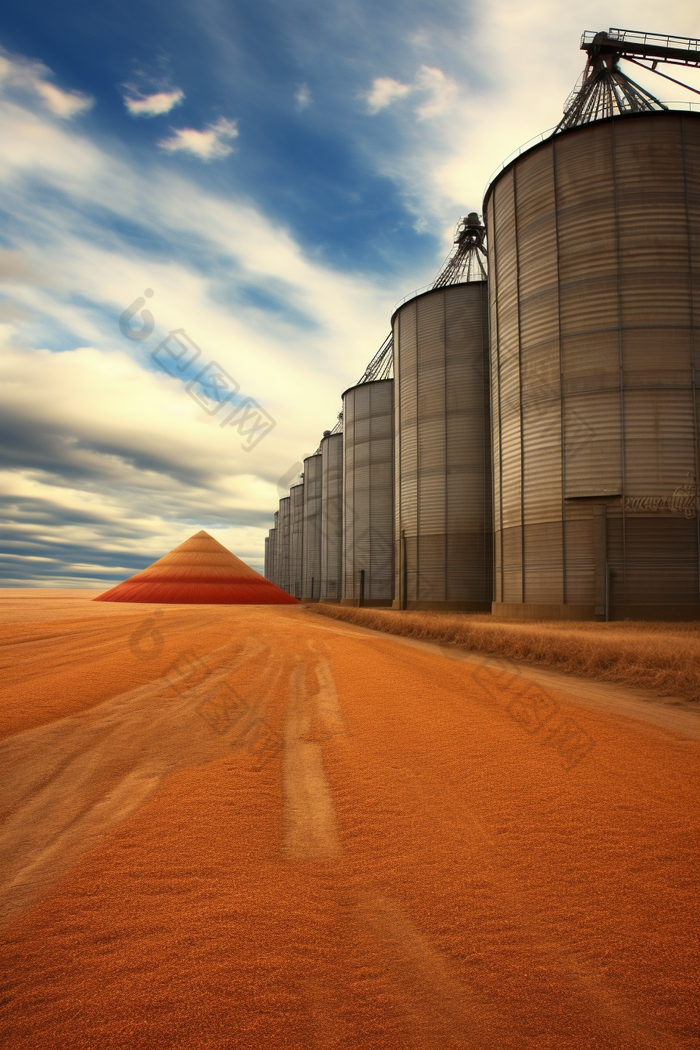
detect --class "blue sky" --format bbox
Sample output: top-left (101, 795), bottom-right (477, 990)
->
top-left (0, 0), bottom-right (698, 585)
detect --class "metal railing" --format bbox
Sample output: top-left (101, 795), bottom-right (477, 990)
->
top-left (482, 100), bottom-right (700, 200)
top-left (582, 28), bottom-right (700, 54)
top-left (391, 282), bottom-right (435, 314)
top-left (482, 126), bottom-right (557, 200)
top-left (660, 100), bottom-right (700, 111)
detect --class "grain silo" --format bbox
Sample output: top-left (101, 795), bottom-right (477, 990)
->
top-left (276, 496), bottom-right (291, 595)
top-left (302, 452), bottom-right (323, 601)
top-left (484, 29), bottom-right (700, 619)
top-left (320, 425), bottom-right (343, 602)
top-left (266, 526), bottom-right (277, 585)
top-left (289, 482), bottom-right (305, 600)
top-left (392, 215), bottom-right (493, 610)
top-left (342, 336), bottom-right (394, 605)
top-left (270, 511), bottom-right (279, 586)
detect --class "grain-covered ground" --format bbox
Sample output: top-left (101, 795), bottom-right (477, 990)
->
top-left (1, 590), bottom-right (698, 1050)
top-left (308, 605), bottom-right (700, 702)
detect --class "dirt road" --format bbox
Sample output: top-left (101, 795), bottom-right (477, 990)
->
top-left (1, 592), bottom-right (698, 1049)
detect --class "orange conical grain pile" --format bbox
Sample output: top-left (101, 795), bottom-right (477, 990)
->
top-left (94, 530), bottom-right (298, 605)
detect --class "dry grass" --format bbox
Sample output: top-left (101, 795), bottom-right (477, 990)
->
top-left (306, 606), bottom-right (700, 702)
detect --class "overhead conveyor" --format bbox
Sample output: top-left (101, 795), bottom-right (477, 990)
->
top-left (557, 27), bottom-right (700, 132)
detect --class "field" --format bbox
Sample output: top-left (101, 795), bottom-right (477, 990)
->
top-left (309, 605), bottom-right (700, 702)
top-left (0, 590), bottom-right (698, 1050)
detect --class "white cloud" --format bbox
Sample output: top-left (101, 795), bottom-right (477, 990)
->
top-left (295, 83), bottom-right (311, 109)
top-left (413, 66), bottom-right (458, 120)
top-left (365, 76), bottom-right (412, 114)
top-left (0, 50), bottom-right (93, 118)
top-left (3, 7), bottom-right (698, 584)
top-left (158, 116), bottom-right (239, 160)
top-left (365, 65), bottom-right (457, 120)
top-left (0, 76), bottom-right (398, 579)
top-left (359, 0), bottom-right (700, 248)
top-left (123, 88), bottom-right (185, 117)
top-left (31, 80), bottom-right (93, 118)
top-left (0, 341), bottom-right (280, 573)
top-left (0, 91), bottom-right (391, 377)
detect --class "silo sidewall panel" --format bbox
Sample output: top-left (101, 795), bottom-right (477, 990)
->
top-left (342, 379), bottom-right (394, 604)
top-left (484, 112), bottom-right (700, 619)
top-left (393, 283), bottom-right (492, 609)
top-left (302, 454), bottom-right (323, 600)
top-left (321, 434), bottom-right (343, 600)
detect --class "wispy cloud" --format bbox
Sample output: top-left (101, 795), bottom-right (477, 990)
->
top-left (158, 116), bottom-right (239, 160)
top-left (0, 248), bottom-right (49, 286)
top-left (123, 88), bottom-right (185, 117)
top-left (32, 79), bottom-right (93, 118)
top-left (0, 50), bottom-right (93, 119)
top-left (412, 66), bottom-right (457, 119)
top-left (295, 83), bottom-right (311, 109)
top-left (359, 0), bottom-right (700, 239)
top-left (364, 65), bottom-right (456, 119)
top-left (0, 338), bottom-right (286, 583)
top-left (7, 0), bottom-right (695, 587)
top-left (365, 76), bottom-right (412, 114)
top-left (0, 66), bottom-right (394, 582)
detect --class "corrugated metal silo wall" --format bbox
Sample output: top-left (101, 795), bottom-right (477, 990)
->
top-left (267, 528), bottom-right (277, 584)
top-left (302, 453), bottom-right (323, 600)
top-left (264, 535), bottom-right (269, 580)
top-left (271, 512), bottom-right (279, 586)
top-left (392, 284), bottom-right (493, 609)
top-left (277, 497), bottom-right (291, 595)
top-left (289, 483), bottom-right (305, 599)
top-left (485, 110), bottom-right (700, 620)
top-left (320, 433), bottom-right (343, 601)
top-left (342, 378), bottom-right (394, 604)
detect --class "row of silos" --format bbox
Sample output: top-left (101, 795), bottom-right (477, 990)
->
top-left (266, 377), bottom-right (399, 606)
top-left (266, 107), bottom-right (699, 620)
top-left (265, 260), bottom-right (493, 611)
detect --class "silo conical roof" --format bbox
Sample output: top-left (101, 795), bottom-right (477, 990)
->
top-left (94, 530), bottom-right (299, 605)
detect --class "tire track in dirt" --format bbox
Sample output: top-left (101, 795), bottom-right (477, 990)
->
top-left (351, 889), bottom-right (503, 1050)
top-left (407, 765), bottom-right (687, 1050)
top-left (1, 600), bottom-right (696, 1049)
top-left (316, 624), bottom-right (696, 1050)
top-left (0, 638), bottom-right (272, 924)
top-left (282, 639), bottom-right (509, 1047)
top-left (282, 656), bottom-right (345, 860)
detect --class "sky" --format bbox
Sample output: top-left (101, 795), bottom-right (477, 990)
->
top-left (0, 0), bottom-right (698, 586)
